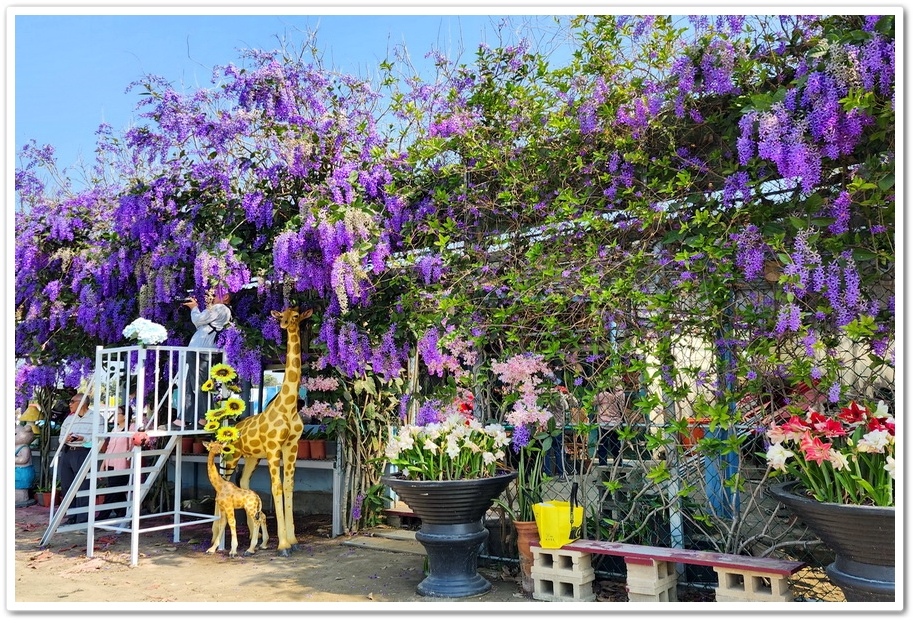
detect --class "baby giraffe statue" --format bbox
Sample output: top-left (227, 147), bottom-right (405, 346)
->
top-left (204, 441), bottom-right (269, 558)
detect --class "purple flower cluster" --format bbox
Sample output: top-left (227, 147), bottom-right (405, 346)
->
top-left (731, 225), bottom-right (767, 281)
top-left (13, 15), bottom-right (895, 427)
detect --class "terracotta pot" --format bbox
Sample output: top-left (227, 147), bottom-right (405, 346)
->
top-left (181, 437), bottom-right (194, 454)
top-left (34, 490), bottom-right (61, 507)
top-left (297, 439), bottom-right (311, 460)
top-left (192, 441), bottom-right (206, 454)
top-left (513, 520), bottom-right (540, 594)
top-left (309, 439), bottom-right (326, 460)
top-left (681, 417), bottom-right (709, 448)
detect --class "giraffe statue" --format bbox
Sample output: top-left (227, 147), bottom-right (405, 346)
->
top-left (203, 441), bottom-right (269, 558)
top-left (223, 306), bottom-right (311, 556)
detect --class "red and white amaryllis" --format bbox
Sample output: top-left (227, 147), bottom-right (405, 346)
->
top-left (766, 400), bottom-right (895, 506)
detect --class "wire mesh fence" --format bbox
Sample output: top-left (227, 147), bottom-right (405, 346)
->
top-left (481, 264), bottom-right (894, 602)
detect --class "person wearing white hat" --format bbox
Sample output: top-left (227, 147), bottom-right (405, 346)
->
top-left (176, 286), bottom-right (232, 428)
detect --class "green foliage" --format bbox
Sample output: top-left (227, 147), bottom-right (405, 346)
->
top-left (17, 15), bottom-right (895, 565)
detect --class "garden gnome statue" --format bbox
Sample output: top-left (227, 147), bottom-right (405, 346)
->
top-left (15, 424), bottom-right (37, 507)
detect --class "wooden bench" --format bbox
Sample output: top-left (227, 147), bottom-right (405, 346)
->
top-left (382, 501), bottom-right (421, 529)
top-left (530, 539), bottom-right (807, 603)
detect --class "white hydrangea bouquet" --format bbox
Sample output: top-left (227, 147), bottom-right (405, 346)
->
top-left (122, 317), bottom-right (168, 346)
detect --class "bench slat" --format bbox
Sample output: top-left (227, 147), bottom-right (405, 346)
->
top-left (543, 539), bottom-right (805, 575)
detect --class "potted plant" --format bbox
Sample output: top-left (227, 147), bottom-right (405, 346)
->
top-left (296, 435), bottom-right (311, 460)
top-left (299, 375), bottom-right (346, 461)
top-left (34, 481), bottom-right (62, 507)
top-left (322, 425), bottom-right (339, 460)
top-left (304, 426), bottom-right (326, 460)
top-left (765, 399), bottom-right (895, 601)
top-left (191, 437), bottom-right (207, 454)
top-left (381, 389), bottom-right (516, 598)
top-left (487, 353), bottom-right (564, 593)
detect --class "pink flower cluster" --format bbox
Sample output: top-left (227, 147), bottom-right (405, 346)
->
top-left (303, 375), bottom-right (341, 393)
top-left (491, 353), bottom-right (555, 430)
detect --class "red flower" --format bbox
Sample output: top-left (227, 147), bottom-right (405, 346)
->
top-left (783, 414), bottom-right (812, 434)
top-left (799, 431), bottom-right (833, 465)
top-left (868, 417), bottom-right (895, 436)
top-left (810, 415), bottom-right (847, 438)
top-left (837, 401), bottom-right (868, 424)
top-left (806, 410), bottom-right (829, 427)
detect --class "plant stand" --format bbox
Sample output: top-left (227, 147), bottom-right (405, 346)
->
top-left (382, 471), bottom-right (517, 598)
top-left (770, 481), bottom-right (895, 602)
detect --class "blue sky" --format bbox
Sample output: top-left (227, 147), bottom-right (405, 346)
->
top-left (12, 9), bottom-right (563, 174)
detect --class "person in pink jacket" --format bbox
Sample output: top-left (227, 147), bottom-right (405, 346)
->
top-left (97, 404), bottom-right (133, 520)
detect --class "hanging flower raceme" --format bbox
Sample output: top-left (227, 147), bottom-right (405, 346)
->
top-left (765, 400), bottom-right (895, 506)
top-left (122, 318), bottom-right (168, 346)
top-left (200, 363), bottom-right (244, 457)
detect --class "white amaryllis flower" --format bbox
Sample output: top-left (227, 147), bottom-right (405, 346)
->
top-left (885, 456), bottom-right (896, 479)
top-left (422, 438), bottom-right (440, 454)
top-left (857, 429), bottom-right (892, 453)
top-left (827, 449), bottom-right (851, 471)
top-left (444, 436), bottom-right (461, 459)
top-left (765, 443), bottom-right (794, 471)
top-left (873, 400), bottom-right (891, 418)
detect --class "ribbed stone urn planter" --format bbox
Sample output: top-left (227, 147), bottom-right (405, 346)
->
top-left (382, 471), bottom-right (517, 598)
top-left (769, 480), bottom-right (895, 602)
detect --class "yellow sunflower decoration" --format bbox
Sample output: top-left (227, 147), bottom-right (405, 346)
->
top-left (204, 406), bottom-right (227, 421)
top-left (201, 363), bottom-right (245, 456)
top-left (216, 425), bottom-right (240, 443)
top-left (224, 397), bottom-right (246, 416)
top-left (210, 363), bottom-right (237, 382)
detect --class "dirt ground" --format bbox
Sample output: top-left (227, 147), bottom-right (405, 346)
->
top-left (8, 501), bottom-right (725, 615)
top-left (9, 502), bottom-right (534, 610)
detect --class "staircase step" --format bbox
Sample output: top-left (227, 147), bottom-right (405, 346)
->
top-left (343, 532), bottom-right (425, 556)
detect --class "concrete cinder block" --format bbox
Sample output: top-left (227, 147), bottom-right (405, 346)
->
top-left (627, 587), bottom-right (679, 602)
top-left (713, 568), bottom-right (795, 602)
top-left (530, 547), bottom-right (596, 602)
top-left (625, 560), bottom-right (679, 602)
top-left (533, 575), bottom-right (597, 602)
top-left (532, 547), bottom-right (592, 574)
top-left (532, 566), bottom-right (595, 583)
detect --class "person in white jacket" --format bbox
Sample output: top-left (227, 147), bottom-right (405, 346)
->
top-left (59, 393), bottom-right (108, 523)
top-left (176, 287), bottom-right (232, 428)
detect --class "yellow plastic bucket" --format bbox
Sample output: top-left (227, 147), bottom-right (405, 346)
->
top-left (533, 500), bottom-right (584, 548)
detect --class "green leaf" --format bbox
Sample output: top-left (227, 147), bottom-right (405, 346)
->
top-left (877, 173), bottom-right (894, 191)
top-left (851, 248), bottom-right (877, 261)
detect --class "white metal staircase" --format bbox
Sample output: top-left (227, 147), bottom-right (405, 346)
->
top-left (38, 343), bottom-right (224, 566)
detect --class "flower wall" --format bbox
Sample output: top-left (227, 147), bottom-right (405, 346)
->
top-left (16, 13), bottom-right (895, 561)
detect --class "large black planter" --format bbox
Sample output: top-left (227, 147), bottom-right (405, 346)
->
top-left (382, 471), bottom-right (517, 598)
top-left (769, 480), bottom-right (895, 602)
